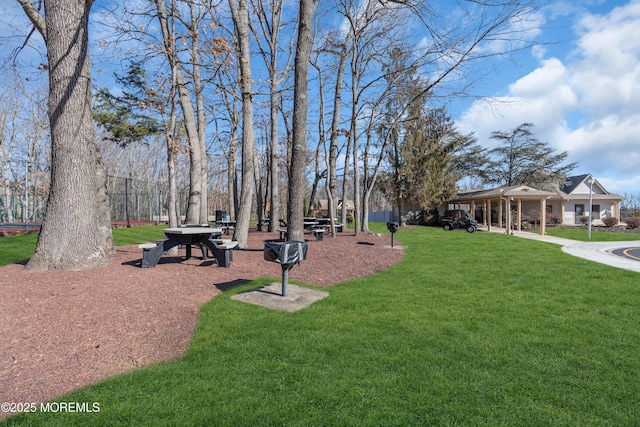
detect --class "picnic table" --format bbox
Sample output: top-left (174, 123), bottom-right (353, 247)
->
top-left (140, 227), bottom-right (237, 268)
top-left (216, 220), bottom-right (236, 235)
top-left (308, 217), bottom-right (344, 233)
top-left (276, 219), bottom-right (325, 241)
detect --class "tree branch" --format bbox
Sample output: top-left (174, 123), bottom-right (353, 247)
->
top-left (16, 0), bottom-right (47, 41)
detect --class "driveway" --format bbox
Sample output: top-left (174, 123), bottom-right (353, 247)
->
top-left (484, 227), bottom-right (640, 274)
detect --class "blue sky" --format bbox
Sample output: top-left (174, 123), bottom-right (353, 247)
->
top-left (456, 0), bottom-right (640, 196)
top-left (2, 0), bottom-right (639, 198)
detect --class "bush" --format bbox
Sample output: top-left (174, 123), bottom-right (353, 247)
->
top-left (602, 216), bottom-right (618, 227)
top-left (547, 214), bottom-right (561, 226)
top-left (625, 217), bottom-right (640, 229)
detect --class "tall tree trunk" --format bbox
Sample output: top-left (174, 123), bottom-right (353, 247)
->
top-left (393, 137), bottom-right (406, 226)
top-left (308, 132), bottom-right (325, 217)
top-left (340, 133), bottom-right (352, 226)
top-left (229, 0), bottom-right (256, 248)
top-left (189, 2), bottom-right (208, 223)
top-left (166, 98), bottom-right (179, 231)
top-left (253, 148), bottom-right (264, 230)
top-left (268, 79), bottom-right (280, 231)
top-left (350, 90), bottom-right (361, 236)
top-left (227, 127), bottom-right (238, 220)
top-left (326, 40), bottom-right (350, 236)
top-left (154, 0), bottom-right (203, 225)
top-left (361, 111), bottom-right (388, 232)
top-left (287, 0), bottom-right (317, 242)
top-left (18, 0), bottom-right (113, 271)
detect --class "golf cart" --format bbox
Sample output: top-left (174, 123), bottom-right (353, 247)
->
top-left (441, 209), bottom-right (478, 233)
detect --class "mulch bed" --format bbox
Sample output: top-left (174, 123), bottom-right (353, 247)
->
top-left (0, 229), bottom-right (404, 419)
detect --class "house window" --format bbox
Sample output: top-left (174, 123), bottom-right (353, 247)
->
top-left (575, 204), bottom-right (584, 223)
top-left (592, 205), bottom-right (600, 220)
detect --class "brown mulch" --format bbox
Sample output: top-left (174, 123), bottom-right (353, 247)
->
top-left (0, 230), bottom-right (403, 418)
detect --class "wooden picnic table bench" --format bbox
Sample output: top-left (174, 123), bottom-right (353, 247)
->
top-left (275, 224), bottom-right (324, 242)
top-left (215, 220), bottom-right (236, 235)
top-left (139, 227), bottom-right (238, 268)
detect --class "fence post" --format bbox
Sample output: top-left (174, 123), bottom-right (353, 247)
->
top-left (125, 177), bottom-right (131, 228)
top-left (24, 160), bottom-right (29, 233)
top-left (156, 183), bottom-right (160, 224)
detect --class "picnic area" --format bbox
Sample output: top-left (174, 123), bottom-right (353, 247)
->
top-left (0, 226), bottom-right (402, 421)
top-left (2, 224), bottom-right (640, 425)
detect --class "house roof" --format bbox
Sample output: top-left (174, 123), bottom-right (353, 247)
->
top-left (560, 174), bottom-right (590, 194)
top-left (452, 175), bottom-right (624, 203)
top-left (451, 185), bottom-right (555, 202)
top-left (555, 174), bottom-right (624, 201)
top-left (315, 198), bottom-right (354, 210)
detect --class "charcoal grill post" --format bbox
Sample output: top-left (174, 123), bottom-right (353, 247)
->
top-left (386, 222), bottom-right (400, 247)
top-left (264, 241), bottom-right (308, 296)
top-left (281, 264), bottom-right (291, 296)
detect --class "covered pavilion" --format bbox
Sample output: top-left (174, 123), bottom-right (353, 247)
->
top-left (448, 185), bottom-right (556, 235)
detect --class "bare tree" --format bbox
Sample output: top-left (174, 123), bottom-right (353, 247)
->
top-left (287, 0), bottom-right (318, 242)
top-left (186, 1), bottom-right (210, 223)
top-left (249, 0), bottom-right (295, 231)
top-left (16, 0), bottom-right (114, 271)
top-left (153, 0), bottom-right (209, 224)
top-left (229, 0), bottom-right (257, 248)
top-left (213, 69), bottom-right (241, 221)
top-left (315, 25), bottom-right (353, 236)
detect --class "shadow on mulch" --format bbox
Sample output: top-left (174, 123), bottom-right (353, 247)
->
top-left (216, 278), bottom-right (251, 292)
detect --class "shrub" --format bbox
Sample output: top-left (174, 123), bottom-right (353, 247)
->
top-left (625, 217), bottom-right (640, 229)
top-left (547, 215), bottom-right (561, 226)
top-left (602, 216), bottom-right (618, 227)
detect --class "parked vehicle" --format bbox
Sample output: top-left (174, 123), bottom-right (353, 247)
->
top-left (441, 209), bottom-right (478, 233)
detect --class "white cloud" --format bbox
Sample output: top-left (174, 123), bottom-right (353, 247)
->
top-left (457, 0), bottom-right (640, 196)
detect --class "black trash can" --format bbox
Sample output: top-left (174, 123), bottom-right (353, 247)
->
top-left (215, 210), bottom-right (226, 223)
top-left (264, 241), bottom-right (308, 296)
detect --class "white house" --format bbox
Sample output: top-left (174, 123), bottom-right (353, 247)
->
top-left (447, 174), bottom-right (624, 235)
top-left (549, 174), bottom-right (624, 226)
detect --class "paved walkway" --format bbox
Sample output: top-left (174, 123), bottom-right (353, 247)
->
top-left (482, 227), bottom-right (640, 273)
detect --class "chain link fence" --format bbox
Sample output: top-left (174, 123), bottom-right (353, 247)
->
top-left (0, 157), bottom-right (185, 225)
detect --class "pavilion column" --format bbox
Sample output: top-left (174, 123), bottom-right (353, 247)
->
top-left (517, 198), bottom-right (522, 231)
top-left (540, 198), bottom-right (547, 235)
top-left (561, 203), bottom-right (566, 225)
top-left (482, 201), bottom-right (487, 226)
top-left (505, 199), bottom-right (510, 234)
top-left (498, 198), bottom-right (503, 228)
top-left (470, 201), bottom-right (476, 221)
top-left (487, 199), bottom-right (491, 231)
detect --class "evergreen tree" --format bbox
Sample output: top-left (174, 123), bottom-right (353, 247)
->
top-left (93, 61), bottom-right (163, 146)
top-left (483, 123), bottom-right (577, 189)
top-left (401, 107), bottom-right (481, 210)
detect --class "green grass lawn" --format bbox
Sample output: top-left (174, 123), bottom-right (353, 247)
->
top-left (2, 225), bottom-right (640, 426)
top-left (0, 225), bottom-right (167, 267)
top-left (544, 227), bottom-right (640, 242)
top-left (0, 233), bottom-right (38, 266)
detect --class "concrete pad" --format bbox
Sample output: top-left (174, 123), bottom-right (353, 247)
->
top-left (383, 245), bottom-right (407, 250)
top-left (231, 283), bottom-right (329, 312)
